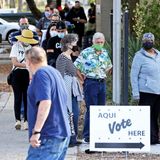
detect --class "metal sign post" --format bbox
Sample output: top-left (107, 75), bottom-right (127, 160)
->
top-left (112, 0), bottom-right (121, 105)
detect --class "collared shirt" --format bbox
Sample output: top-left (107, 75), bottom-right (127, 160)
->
top-left (74, 47), bottom-right (112, 79)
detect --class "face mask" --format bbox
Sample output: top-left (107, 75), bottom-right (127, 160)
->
top-left (72, 46), bottom-right (78, 52)
top-left (50, 31), bottom-right (58, 37)
top-left (58, 33), bottom-right (65, 39)
top-left (20, 25), bottom-right (29, 30)
top-left (44, 11), bottom-right (51, 18)
top-left (92, 44), bottom-right (103, 51)
top-left (71, 41), bottom-right (77, 46)
top-left (143, 41), bottom-right (154, 50)
top-left (22, 42), bottom-right (30, 47)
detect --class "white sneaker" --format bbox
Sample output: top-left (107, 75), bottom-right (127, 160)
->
top-left (15, 120), bottom-right (21, 130)
top-left (82, 138), bottom-right (89, 144)
top-left (23, 121), bottom-right (28, 130)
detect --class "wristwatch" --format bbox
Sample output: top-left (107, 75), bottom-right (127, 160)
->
top-left (32, 129), bottom-right (41, 135)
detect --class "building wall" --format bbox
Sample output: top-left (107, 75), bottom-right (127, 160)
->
top-left (96, 0), bottom-right (113, 41)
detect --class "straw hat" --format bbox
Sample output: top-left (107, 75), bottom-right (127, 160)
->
top-left (15, 29), bottom-right (38, 44)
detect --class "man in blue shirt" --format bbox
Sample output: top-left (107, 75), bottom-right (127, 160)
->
top-left (25, 46), bottom-right (71, 160)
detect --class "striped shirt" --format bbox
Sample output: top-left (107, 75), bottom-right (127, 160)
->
top-left (56, 53), bottom-right (77, 77)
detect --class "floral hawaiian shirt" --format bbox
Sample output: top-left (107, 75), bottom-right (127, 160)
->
top-left (74, 47), bottom-right (112, 79)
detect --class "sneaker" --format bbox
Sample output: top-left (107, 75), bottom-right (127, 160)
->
top-left (15, 120), bottom-right (21, 130)
top-left (82, 138), bottom-right (89, 144)
top-left (85, 149), bottom-right (100, 154)
top-left (23, 121), bottom-right (28, 130)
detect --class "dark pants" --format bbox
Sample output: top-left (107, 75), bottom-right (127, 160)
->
top-left (139, 92), bottom-right (160, 144)
top-left (11, 69), bottom-right (29, 121)
top-left (83, 78), bottom-right (106, 142)
top-left (69, 96), bottom-right (80, 144)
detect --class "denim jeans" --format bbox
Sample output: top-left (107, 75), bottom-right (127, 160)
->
top-left (83, 79), bottom-right (106, 142)
top-left (69, 96), bottom-right (80, 144)
top-left (26, 137), bottom-right (70, 160)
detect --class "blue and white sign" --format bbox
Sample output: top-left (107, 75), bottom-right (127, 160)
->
top-left (90, 106), bottom-right (150, 152)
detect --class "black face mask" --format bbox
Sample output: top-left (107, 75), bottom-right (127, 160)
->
top-left (142, 41), bottom-right (154, 50)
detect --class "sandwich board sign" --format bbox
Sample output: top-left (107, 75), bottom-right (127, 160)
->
top-left (90, 106), bottom-right (150, 152)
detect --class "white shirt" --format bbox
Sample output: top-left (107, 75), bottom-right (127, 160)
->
top-left (9, 42), bottom-right (31, 69)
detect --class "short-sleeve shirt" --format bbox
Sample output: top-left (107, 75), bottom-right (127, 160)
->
top-left (47, 36), bottom-right (62, 67)
top-left (74, 47), bottom-right (112, 79)
top-left (27, 66), bottom-right (71, 139)
top-left (9, 42), bottom-right (31, 69)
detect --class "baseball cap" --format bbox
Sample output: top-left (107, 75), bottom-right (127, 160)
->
top-left (142, 33), bottom-right (155, 41)
top-left (56, 21), bottom-right (66, 30)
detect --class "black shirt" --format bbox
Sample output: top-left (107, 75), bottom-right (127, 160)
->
top-left (47, 36), bottom-right (62, 67)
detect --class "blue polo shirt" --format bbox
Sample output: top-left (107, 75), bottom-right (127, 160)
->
top-left (27, 66), bottom-right (71, 139)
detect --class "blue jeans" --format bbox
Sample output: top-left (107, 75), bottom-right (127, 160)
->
top-left (26, 137), bottom-right (70, 160)
top-left (83, 79), bottom-right (106, 142)
top-left (69, 96), bottom-right (80, 144)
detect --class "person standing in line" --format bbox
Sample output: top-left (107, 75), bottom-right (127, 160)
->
top-left (36, 4), bottom-right (53, 37)
top-left (66, 1), bottom-right (87, 48)
top-left (46, 21), bottom-right (67, 67)
top-left (56, 34), bottom-right (83, 147)
top-left (74, 32), bottom-right (112, 146)
top-left (41, 22), bottom-right (57, 51)
top-left (9, 17), bottom-right (39, 46)
top-left (87, 3), bottom-right (96, 32)
top-left (131, 33), bottom-right (160, 145)
top-left (25, 46), bottom-right (71, 160)
top-left (9, 29), bottom-right (38, 130)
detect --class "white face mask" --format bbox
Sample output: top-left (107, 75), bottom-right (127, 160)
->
top-left (50, 30), bottom-right (58, 37)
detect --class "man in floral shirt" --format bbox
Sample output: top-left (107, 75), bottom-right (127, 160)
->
top-left (74, 32), bottom-right (112, 146)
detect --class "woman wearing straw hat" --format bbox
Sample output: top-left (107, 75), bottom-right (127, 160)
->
top-left (9, 29), bottom-right (38, 130)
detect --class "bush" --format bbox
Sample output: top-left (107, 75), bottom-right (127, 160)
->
top-left (132, 0), bottom-right (160, 50)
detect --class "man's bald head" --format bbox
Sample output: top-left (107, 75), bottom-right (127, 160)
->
top-left (25, 46), bottom-right (47, 65)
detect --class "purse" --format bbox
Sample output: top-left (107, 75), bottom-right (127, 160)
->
top-left (7, 58), bottom-right (24, 85)
top-left (7, 69), bottom-right (15, 85)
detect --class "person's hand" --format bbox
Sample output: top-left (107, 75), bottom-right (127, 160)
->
top-left (30, 134), bottom-right (41, 148)
top-left (132, 95), bottom-right (140, 105)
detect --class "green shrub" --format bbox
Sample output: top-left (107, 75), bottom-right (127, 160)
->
top-left (132, 0), bottom-right (160, 50)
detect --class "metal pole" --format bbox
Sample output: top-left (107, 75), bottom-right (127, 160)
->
top-left (123, 9), bottom-right (129, 105)
top-left (112, 0), bottom-right (121, 105)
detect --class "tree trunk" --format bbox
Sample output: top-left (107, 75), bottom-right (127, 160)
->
top-left (26, 0), bottom-right (42, 20)
top-left (10, 0), bottom-right (15, 8)
top-left (18, 0), bottom-right (23, 12)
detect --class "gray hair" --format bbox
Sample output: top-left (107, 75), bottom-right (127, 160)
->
top-left (92, 32), bottom-right (105, 43)
top-left (61, 34), bottom-right (78, 52)
top-left (25, 46), bottom-right (47, 64)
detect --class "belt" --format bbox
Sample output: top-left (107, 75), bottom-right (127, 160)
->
top-left (86, 78), bottom-right (105, 82)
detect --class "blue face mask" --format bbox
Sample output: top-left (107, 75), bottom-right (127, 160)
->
top-left (58, 33), bottom-right (65, 39)
top-left (44, 11), bottom-right (51, 18)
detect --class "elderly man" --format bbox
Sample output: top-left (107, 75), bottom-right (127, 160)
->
top-left (74, 32), bottom-right (112, 146)
top-left (25, 46), bottom-right (71, 160)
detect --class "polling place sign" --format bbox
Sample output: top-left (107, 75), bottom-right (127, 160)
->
top-left (90, 106), bottom-right (150, 152)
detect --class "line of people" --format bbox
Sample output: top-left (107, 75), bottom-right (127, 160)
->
top-left (8, 1), bottom-right (160, 159)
